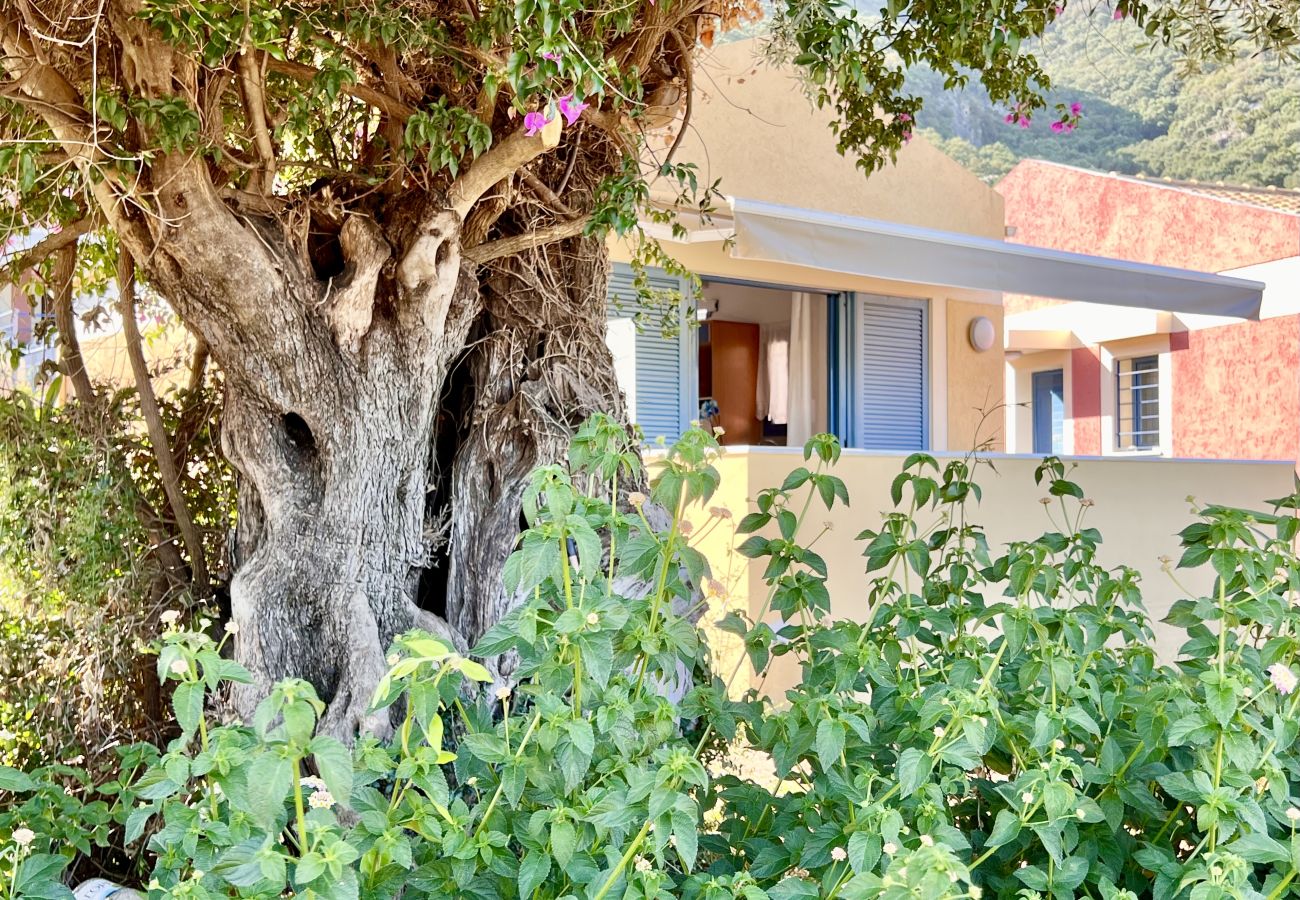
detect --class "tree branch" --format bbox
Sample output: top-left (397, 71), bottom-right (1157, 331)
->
top-left (6, 215), bottom-right (96, 276)
top-left (463, 216), bottom-right (591, 265)
top-left (447, 120), bottom-right (562, 219)
top-left (49, 243), bottom-right (96, 406)
top-left (186, 335), bottom-right (209, 396)
top-left (236, 47), bottom-right (276, 193)
top-left (662, 28), bottom-right (695, 168)
top-left (118, 247), bottom-right (211, 597)
top-left (170, 335), bottom-right (213, 473)
top-left (266, 57), bottom-right (417, 121)
top-left (580, 106), bottom-right (635, 156)
top-left (327, 215), bottom-right (391, 353)
top-left (0, 12), bottom-right (133, 239)
top-left (519, 168), bottom-right (577, 218)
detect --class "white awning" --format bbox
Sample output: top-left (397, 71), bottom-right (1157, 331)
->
top-left (729, 197), bottom-right (1265, 319)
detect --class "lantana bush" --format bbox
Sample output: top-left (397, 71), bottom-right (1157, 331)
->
top-left (4, 415), bottom-right (1300, 899)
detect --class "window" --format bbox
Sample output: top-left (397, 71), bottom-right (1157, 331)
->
top-left (1116, 355), bottom-right (1160, 450)
top-left (854, 295), bottom-right (928, 450)
top-left (1031, 369), bottom-right (1064, 455)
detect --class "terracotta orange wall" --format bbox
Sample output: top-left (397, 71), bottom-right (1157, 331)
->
top-left (1071, 347), bottom-right (1102, 455)
top-left (1170, 316), bottom-right (1300, 461)
top-left (998, 160), bottom-right (1300, 315)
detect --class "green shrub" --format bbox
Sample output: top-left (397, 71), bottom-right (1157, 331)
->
top-left (0, 373), bottom-right (235, 773)
top-left (4, 416), bottom-right (1300, 900)
top-left (0, 394), bottom-right (168, 769)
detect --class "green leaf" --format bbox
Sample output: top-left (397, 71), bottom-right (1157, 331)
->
top-left (172, 681), bottom-right (204, 736)
top-left (671, 799), bottom-right (699, 871)
top-left (769, 876), bottom-right (819, 899)
top-left (781, 467), bottom-right (812, 491)
top-left (1227, 832), bottom-right (1290, 864)
top-left (986, 808), bottom-right (1022, 848)
top-left (311, 736), bottom-right (354, 806)
top-left (124, 803), bottom-right (154, 844)
top-left (519, 850), bottom-right (552, 897)
top-left (13, 855), bottom-right (72, 898)
top-left (295, 851), bottom-right (327, 885)
top-left (461, 732), bottom-right (511, 765)
top-left (579, 630), bottom-right (614, 689)
top-left (248, 754), bottom-right (293, 826)
top-left (815, 718), bottom-right (846, 773)
top-left (1201, 673), bottom-right (1239, 728)
top-left (847, 830), bottom-right (880, 874)
top-left (550, 820), bottom-right (576, 869)
top-left (895, 747), bottom-right (932, 798)
top-left (0, 764), bottom-right (37, 792)
top-left (568, 717), bottom-right (595, 756)
top-left (214, 838), bottom-right (273, 888)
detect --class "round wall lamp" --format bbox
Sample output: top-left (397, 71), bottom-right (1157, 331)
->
top-left (968, 316), bottom-right (996, 352)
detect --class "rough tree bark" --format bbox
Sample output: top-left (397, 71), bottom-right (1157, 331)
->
top-left (1, 2), bottom-right (639, 737)
top-left (444, 236), bottom-right (626, 655)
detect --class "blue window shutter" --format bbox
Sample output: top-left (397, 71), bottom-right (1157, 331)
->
top-left (854, 295), bottom-right (928, 450)
top-left (606, 263), bottom-right (695, 442)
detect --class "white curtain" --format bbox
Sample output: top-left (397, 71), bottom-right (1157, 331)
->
top-left (756, 323), bottom-right (790, 425)
top-left (787, 292), bottom-right (815, 446)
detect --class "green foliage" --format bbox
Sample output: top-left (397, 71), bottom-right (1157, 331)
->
top-left (0, 384), bottom-right (233, 773)
top-left (0, 394), bottom-right (161, 769)
top-left (905, 7), bottom-right (1300, 186)
top-left (9, 419), bottom-right (1300, 899)
top-left (1123, 60), bottom-right (1300, 188)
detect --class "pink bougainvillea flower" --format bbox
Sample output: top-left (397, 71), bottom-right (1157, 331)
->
top-left (897, 112), bottom-right (912, 123)
top-left (1070, 102), bottom-right (1082, 116)
top-left (1051, 121), bottom-right (1065, 133)
top-left (1019, 117), bottom-right (1031, 128)
top-left (1112, 7), bottom-right (1125, 18)
top-left (541, 51), bottom-right (562, 62)
top-left (1004, 112), bottom-right (1016, 124)
top-left (523, 111), bottom-right (553, 136)
top-left (902, 129), bottom-right (913, 143)
top-left (1055, 4), bottom-right (1065, 13)
top-left (558, 94), bottom-right (588, 126)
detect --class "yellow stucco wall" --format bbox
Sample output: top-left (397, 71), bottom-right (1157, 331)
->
top-left (75, 326), bottom-right (197, 396)
top-left (688, 447), bottom-right (1294, 699)
top-left (657, 40), bottom-right (1005, 239)
top-left (945, 299), bottom-right (1006, 452)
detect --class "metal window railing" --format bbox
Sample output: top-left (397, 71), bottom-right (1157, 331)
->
top-left (1116, 355), bottom-right (1160, 450)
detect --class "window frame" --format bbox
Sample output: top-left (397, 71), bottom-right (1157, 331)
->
top-left (1114, 353), bottom-right (1162, 453)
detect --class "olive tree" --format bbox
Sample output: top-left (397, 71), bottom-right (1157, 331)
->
top-left (1, 0), bottom-right (1126, 735)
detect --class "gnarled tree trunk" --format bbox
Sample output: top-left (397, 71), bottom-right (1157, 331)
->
top-left (444, 236), bottom-right (626, 657)
top-left (2, 1), bottom-right (638, 736)
top-left (123, 174), bottom-right (625, 735)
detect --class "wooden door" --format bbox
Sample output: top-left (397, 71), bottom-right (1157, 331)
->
top-left (707, 319), bottom-right (761, 444)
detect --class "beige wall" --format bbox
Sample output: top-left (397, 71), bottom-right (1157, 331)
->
top-left (658, 40), bottom-right (1005, 239)
top-left (945, 299), bottom-right (1005, 452)
top-left (690, 447), bottom-right (1294, 699)
top-left (77, 326), bottom-right (196, 395)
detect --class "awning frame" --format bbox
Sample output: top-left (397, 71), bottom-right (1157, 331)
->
top-left (724, 197), bottom-right (1265, 319)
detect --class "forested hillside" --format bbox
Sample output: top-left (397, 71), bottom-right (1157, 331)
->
top-left (907, 7), bottom-right (1300, 186)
